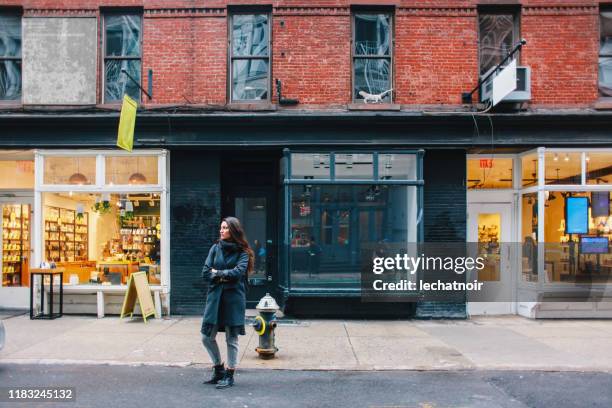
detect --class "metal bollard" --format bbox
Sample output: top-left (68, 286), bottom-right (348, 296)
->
top-left (252, 293), bottom-right (279, 359)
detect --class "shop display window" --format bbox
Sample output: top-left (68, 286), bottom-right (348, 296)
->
top-left (586, 152), bottom-right (612, 185)
top-left (43, 156), bottom-right (96, 185)
top-left (291, 153), bottom-right (331, 180)
top-left (544, 152), bottom-right (581, 185)
top-left (286, 151), bottom-right (422, 290)
top-left (289, 184), bottom-right (418, 288)
top-left (521, 193), bottom-right (538, 282)
top-left (0, 160), bottom-right (34, 189)
top-left (42, 192), bottom-right (161, 286)
top-left (378, 154), bottom-right (417, 181)
top-left (105, 156), bottom-right (158, 185)
top-left (521, 154), bottom-right (538, 187)
top-left (544, 191), bottom-right (612, 284)
top-left (335, 154), bottom-right (373, 180)
top-left (467, 157), bottom-right (513, 189)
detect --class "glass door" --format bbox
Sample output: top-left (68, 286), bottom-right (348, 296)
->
top-left (467, 202), bottom-right (514, 315)
top-left (1, 202), bottom-right (32, 288)
top-left (320, 208), bottom-right (352, 263)
top-left (231, 192), bottom-right (277, 306)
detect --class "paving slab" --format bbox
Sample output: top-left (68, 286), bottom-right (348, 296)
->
top-left (420, 325), bottom-right (587, 370)
top-left (6, 332), bottom-right (156, 361)
top-left (349, 335), bottom-right (473, 370)
top-left (344, 320), bottom-right (431, 338)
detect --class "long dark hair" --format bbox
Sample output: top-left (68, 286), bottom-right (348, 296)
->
top-left (221, 216), bottom-right (254, 275)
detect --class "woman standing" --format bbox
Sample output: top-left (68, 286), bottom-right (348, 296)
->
top-left (201, 217), bottom-right (253, 389)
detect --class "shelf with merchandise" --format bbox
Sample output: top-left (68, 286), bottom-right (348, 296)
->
top-left (1, 203), bottom-right (30, 287)
top-left (44, 206), bottom-right (89, 263)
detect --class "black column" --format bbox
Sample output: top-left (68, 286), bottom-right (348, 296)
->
top-left (170, 151), bottom-right (221, 315)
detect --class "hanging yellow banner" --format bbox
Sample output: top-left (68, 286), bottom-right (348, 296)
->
top-left (117, 94), bottom-right (138, 152)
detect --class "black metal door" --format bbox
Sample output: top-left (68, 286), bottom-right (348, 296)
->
top-left (221, 157), bottom-right (280, 308)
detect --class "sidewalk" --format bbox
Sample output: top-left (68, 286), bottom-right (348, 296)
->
top-left (2, 312), bottom-right (612, 372)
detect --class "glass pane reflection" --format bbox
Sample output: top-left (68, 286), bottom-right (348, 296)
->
top-left (290, 185), bottom-right (418, 288)
top-left (232, 60), bottom-right (268, 101)
top-left (232, 14), bottom-right (268, 57)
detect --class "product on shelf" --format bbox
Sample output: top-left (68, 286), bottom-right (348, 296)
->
top-left (1, 204), bottom-right (30, 287)
top-left (44, 206), bottom-right (88, 262)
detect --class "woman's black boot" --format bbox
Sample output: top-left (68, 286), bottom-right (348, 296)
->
top-left (215, 369), bottom-right (235, 389)
top-left (204, 364), bottom-right (226, 384)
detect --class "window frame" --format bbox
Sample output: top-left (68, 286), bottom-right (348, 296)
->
top-left (101, 10), bottom-right (143, 104)
top-left (351, 11), bottom-right (394, 103)
top-left (228, 11), bottom-right (272, 103)
top-left (0, 10), bottom-right (22, 104)
top-left (599, 6), bottom-right (612, 98)
top-left (477, 7), bottom-right (521, 77)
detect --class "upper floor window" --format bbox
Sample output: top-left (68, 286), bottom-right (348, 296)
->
top-left (103, 12), bottom-right (142, 103)
top-left (352, 12), bottom-right (393, 103)
top-left (600, 9), bottom-right (612, 97)
top-left (0, 12), bottom-right (21, 101)
top-left (478, 9), bottom-right (519, 76)
top-left (230, 13), bottom-right (270, 102)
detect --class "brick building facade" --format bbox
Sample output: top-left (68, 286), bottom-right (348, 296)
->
top-left (0, 1), bottom-right (611, 318)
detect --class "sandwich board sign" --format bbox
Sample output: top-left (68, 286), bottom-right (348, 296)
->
top-left (120, 272), bottom-right (156, 323)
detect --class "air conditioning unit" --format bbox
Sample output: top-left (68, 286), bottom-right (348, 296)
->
top-left (480, 66), bottom-right (531, 103)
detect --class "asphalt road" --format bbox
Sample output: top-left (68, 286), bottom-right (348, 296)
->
top-left (1, 364), bottom-right (611, 408)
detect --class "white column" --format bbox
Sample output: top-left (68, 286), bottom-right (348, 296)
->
top-left (537, 147), bottom-right (546, 286)
top-left (33, 151), bottom-right (44, 267)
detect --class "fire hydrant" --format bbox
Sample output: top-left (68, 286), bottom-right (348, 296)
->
top-left (252, 293), bottom-right (279, 359)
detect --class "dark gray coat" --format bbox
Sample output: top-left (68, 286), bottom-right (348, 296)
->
top-left (200, 240), bottom-right (249, 336)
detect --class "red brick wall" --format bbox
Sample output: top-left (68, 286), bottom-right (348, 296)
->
top-left (143, 15), bottom-right (227, 105)
top-left (272, 12), bottom-right (351, 107)
top-left (0, 0), bottom-right (605, 108)
top-left (521, 6), bottom-right (599, 107)
top-left (395, 13), bottom-right (478, 105)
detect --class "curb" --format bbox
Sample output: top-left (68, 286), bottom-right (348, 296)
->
top-left (2, 359), bottom-right (612, 373)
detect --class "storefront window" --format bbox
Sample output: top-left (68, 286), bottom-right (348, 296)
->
top-left (335, 153), bottom-right (373, 179)
top-left (291, 153), bottom-right (330, 179)
top-left (378, 153), bottom-right (416, 180)
top-left (544, 191), bottom-right (612, 284)
top-left (521, 154), bottom-right (538, 187)
top-left (467, 157), bottom-right (513, 189)
top-left (545, 152), bottom-right (581, 185)
top-left (586, 152), bottom-right (612, 185)
top-left (44, 156), bottom-right (96, 185)
top-left (42, 192), bottom-right (161, 285)
top-left (0, 160), bottom-right (34, 189)
top-left (35, 150), bottom-right (167, 289)
top-left (286, 150), bottom-right (422, 290)
top-left (105, 156), bottom-right (158, 185)
top-left (521, 193), bottom-right (538, 282)
top-left (289, 184), bottom-right (418, 288)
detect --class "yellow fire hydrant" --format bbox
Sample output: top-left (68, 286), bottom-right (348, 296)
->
top-left (252, 293), bottom-right (279, 359)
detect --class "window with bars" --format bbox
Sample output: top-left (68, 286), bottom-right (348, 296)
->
top-left (600, 9), bottom-right (612, 97)
top-left (103, 12), bottom-right (142, 103)
top-left (478, 10), bottom-right (519, 76)
top-left (0, 12), bottom-right (21, 101)
top-left (352, 12), bottom-right (393, 103)
top-left (230, 13), bottom-right (270, 102)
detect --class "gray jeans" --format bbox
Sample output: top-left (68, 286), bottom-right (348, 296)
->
top-left (201, 325), bottom-right (239, 368)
